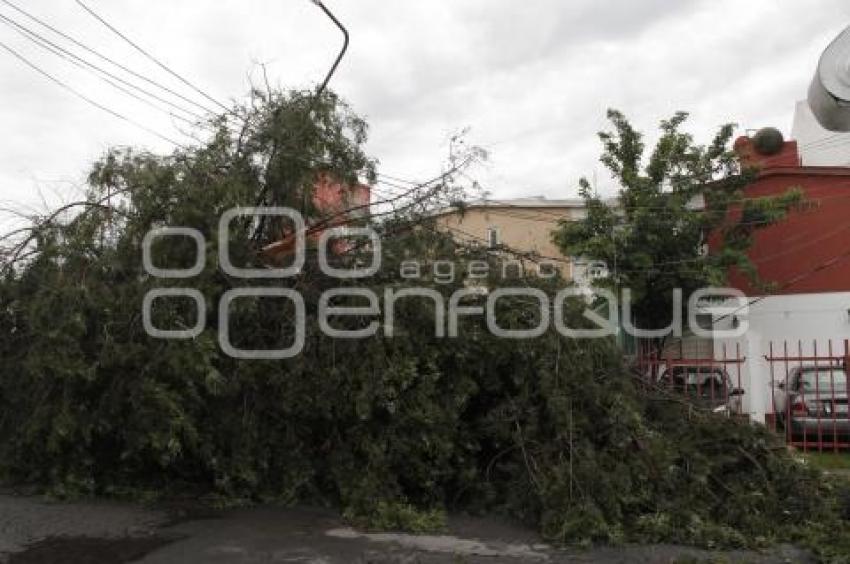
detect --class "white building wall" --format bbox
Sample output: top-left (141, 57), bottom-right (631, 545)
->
top-left (714, 292), bottom-right (850, 424)
top-left (792, 100), bottom-right (850, 167)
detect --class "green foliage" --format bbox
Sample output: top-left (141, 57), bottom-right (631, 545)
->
top-left (553, 109), bottom-right (803, 333)
top-left (0, 93), bottom-right (846, 556)
top-left (344, 501), bottom-right (448, 533)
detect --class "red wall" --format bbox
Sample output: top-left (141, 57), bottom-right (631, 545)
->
top-left (312, 172), bottom-right (371, 220)
top-left (724, 139), bottom-right (850, 294)
top-left (261, 172), bottom-right (371, 261)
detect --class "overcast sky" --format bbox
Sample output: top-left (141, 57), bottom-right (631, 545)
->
top-left (0, 0), bottom-right (848, 220)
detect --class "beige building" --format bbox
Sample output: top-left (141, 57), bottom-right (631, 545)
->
top-left (431, 197), bottom-right (586, 280)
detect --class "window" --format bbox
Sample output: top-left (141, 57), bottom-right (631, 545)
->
top-left (587, 261), bottom-right (608, 279)
top-left (486, 227), bottom-right (500, 248)
top-left (694, 314), bottom-right (713, 331)
top-left (796, 368), bottom-right (847, 391)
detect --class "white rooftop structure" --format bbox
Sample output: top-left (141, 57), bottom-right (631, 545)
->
top-left (791, 99), bottom-right (850, 167)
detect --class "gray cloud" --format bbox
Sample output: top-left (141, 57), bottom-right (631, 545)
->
top-left (1, 0), bottom-right (848, 222)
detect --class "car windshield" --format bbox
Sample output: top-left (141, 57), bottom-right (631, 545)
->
top-left (667, 367), bottom-right (728, 399)
top-left (798, 369), bottom-right (848, 391)
top-left (671, 367), bottom-right (726, 384)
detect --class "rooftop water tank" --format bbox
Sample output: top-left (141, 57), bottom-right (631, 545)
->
top-left (809, 26), bottom-right (850, 131)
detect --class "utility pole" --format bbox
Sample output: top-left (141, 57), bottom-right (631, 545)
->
top-left (611, 224), bottom-right (618, 287)
top-left (611, 223), bottom-right (623, 348)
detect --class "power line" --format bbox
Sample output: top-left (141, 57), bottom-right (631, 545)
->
top-left (440, 211), bottom-right (850, 285)
top-left (0, 12), bottom-right (209, 129)
top-left (0, 0), bottom-right (218, 117)
top-left (753, 222), bottom-right (850, 265)
top-left (431, 190), bottom-right (850, 228)
top-left (74, 0), bottom-right (230, 114)
top-left (385, 165), bottom-right (850, 223)
top-left (0, 39), bottom-right (185, 147)
top-left (713, 245), bottom-right (850, 326)
top-left (600, 219), bottom-right (850, 272)
top-left (427, 181), bottom-right (850, 274)
top-left (0, 11), bottom-right (208, 122)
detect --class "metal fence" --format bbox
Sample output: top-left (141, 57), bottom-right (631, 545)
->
top-left (635, 342), bottom-right (747, 418)
top-left (766, 339), bottom-right (850, 452)
top-left (635, 339), bottom-right (850, 451)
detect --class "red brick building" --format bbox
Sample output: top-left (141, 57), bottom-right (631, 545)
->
top-left (728, 133), bottom-right (850, 294)
top-left (261, 172), bottom-right (371, 261)
top-left (710, 129), bottom-right (850, 424)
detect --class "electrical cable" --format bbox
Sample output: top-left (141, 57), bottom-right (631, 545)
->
top-left (74, 0), bottom-right (230, 114)
top-left (712, 246), bottom-right (850, 325)
top-left (0, 39), bottom-right (185, 147)
top-left (0, 12), bottom-right (208, 129)
top-left (0, 11), bottom-right (207, 121)
top-left (0, 0), bottom-right (219, 116)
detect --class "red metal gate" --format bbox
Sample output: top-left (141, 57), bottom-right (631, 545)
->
top-left (766, 339), bottom-right (850, 452)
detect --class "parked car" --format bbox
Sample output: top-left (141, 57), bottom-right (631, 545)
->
top-left (772, 365), bottom-right (849, 439)
top-left (657, 365), bottom-right (744, 414)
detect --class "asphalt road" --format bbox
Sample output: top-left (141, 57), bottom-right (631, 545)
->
top-left (0, 494), bottom-right (814, 563)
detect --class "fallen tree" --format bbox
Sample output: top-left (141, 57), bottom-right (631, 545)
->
top-left (0, 91), bottom-right (847, 561)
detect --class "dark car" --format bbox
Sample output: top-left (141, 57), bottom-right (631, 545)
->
top-left (658, 365), bottom-right (744, 414)
top-left (772, 366), bottom-right (849, 439)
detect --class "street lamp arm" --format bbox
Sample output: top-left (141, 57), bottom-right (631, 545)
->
top-left (309, 0), bottom-right (349, 100)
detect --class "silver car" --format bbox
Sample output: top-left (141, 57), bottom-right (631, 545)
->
top-left (772, 366), bottom-right (850, 439)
